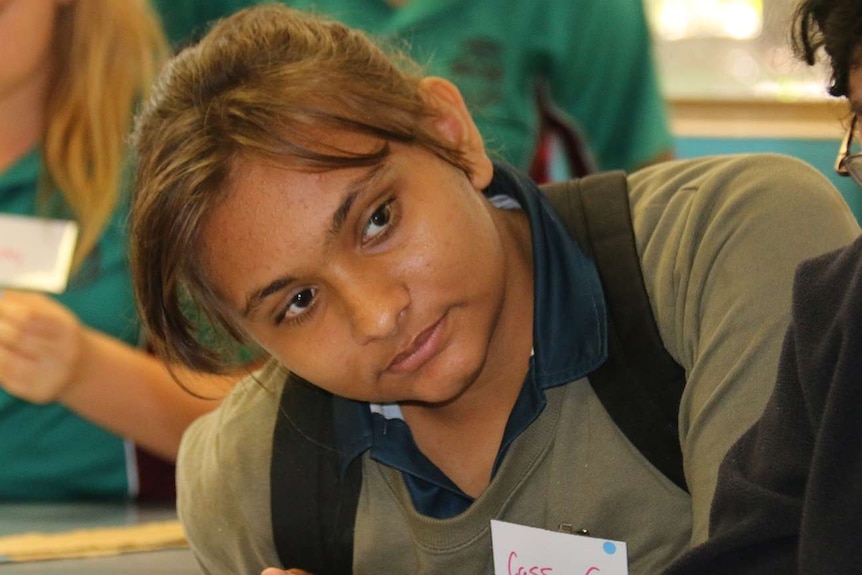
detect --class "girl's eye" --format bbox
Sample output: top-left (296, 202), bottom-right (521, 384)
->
top-left (280, 287), bottom-right (317, 324)
top-left (363, 200), bottom-right (394, 243)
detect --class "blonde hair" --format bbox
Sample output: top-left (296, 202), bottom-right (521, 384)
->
top-left (43, 0), bottom-right (167, 266)
top-left (132, 3), bottom-right (470, 372)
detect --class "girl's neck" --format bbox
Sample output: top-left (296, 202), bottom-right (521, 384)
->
top-left (0, 67), bottom-right (49, 174)
top-left (400, 206), bottom-right (535, 497)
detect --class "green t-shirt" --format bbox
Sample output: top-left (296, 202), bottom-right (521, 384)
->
top-left (151, 0), bottom-right (250, 49)
top-left (150, 0), bottom-right (673, 172)
top-left (0, 150), bottom-right (139, 500)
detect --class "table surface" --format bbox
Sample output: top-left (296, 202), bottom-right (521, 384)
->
top-left (0, 501), bottom-right (198, 574)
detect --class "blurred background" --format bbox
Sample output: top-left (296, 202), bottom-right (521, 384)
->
top-left (647, 0), bottom-right (861, 216)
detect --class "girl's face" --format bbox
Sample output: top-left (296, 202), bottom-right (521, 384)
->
top-left (200, 136), bottom-right (513, 406)
top-left (0, 0), bottom-right (63, 103)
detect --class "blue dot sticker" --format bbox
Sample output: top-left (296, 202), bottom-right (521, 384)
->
top-left (603, 541), bottom-right (617, 555)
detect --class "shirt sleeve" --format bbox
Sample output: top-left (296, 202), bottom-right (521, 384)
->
top-left (627, 153), bottom-right (860, 544)
top-left (177, 362), bottom-right (286, 574)
top-left (665, 236), bottom-right (862, 573)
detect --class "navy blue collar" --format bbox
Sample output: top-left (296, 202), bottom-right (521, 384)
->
top-left (496, 163), bottom-right (607, 385)
top-left (332, 162), bottom-right (607, 501)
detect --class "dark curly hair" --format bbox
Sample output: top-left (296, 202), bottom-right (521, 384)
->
top-left (792, 0), bottom-right (862, 98)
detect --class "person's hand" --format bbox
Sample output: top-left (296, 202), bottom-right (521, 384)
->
top-left (261, 569), bottom-right (314, 575)
top-left (0, 290), bottom-right (85, 404)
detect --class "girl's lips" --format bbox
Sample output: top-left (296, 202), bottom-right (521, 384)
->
top-left (386, 314), bottom-right (446, 373)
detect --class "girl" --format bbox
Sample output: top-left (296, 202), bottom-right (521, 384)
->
top-left (130, 4), bottom-right (859, 573)
top-left (0, 0), bottom-right (234, 500)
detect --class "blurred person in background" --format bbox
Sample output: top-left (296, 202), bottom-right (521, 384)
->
top-left (665, 0), bottom-right (862, 572)
top-left (150, 0), bottom-right (674, 180)
top-left (0, 0), bottom-right (237, 501)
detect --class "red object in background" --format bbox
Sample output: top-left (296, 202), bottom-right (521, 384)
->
top-left (528, 82), bottom-right (596, 184)
top-left (135, 446), bottom-right (177, 502)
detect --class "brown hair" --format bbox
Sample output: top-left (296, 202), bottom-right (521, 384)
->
top-left (43, 0), bottom-right (167, 265)
top-left (131, 3), bottom-right (470, 372)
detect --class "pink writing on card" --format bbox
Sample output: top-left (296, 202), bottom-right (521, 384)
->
top-left (0, 214), bottom-right (78, 293)
top-left (491, 520), bottom-right (628, 575)
top-left (507, 550), bottom-right (554, 575)
top-left (0, 249), bottom-right (24, 266)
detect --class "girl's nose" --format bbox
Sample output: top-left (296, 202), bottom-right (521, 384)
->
top-left (339, 268), bottom-right (409, 344)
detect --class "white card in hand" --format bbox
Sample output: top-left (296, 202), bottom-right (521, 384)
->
top-left (0, 213), bottom-right (78, 293)
top-left (491, 520), bottom-right (628, 575)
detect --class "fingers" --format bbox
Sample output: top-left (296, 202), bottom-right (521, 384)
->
top-left (0, 294), bottom-right (69, 360)
top-left (0, 292), bottom-right (42, 360)
top-left (0, 291), bottom-right (66, 339)
top-left (0, 345), bottom-right (40, 394)
top-left (0, 323), bottom-right (56, 403)
top-left (0, 290), bottom-right (83, 403)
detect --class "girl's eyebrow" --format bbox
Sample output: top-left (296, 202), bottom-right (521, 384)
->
top-left (328, 162), bottom-right (388, 240)
top-left (243, 163), bottom-right (391, 319)
top-left (244, 275), bottom-right (295, 319)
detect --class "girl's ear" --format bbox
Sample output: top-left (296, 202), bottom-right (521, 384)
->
top-left (418, 77), bottom-right (493, 191)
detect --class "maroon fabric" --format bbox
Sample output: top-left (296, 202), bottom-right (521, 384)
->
top-left (135, 446), bottom-right (177, 502)
top-left (528, 83), bottom-right (596, 183)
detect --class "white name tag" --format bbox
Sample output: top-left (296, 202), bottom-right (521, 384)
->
top-left (0, 213), bottom-right (78, 293)
top-left (491, 520), bottom-right (628, 575)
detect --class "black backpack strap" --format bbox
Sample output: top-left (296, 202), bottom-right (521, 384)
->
top-left (541, 173), bottom-right (689, 491)
top-left (271, 374), bottom-right (361, 575)
top-left (268, 172), bottom-right (687, 571)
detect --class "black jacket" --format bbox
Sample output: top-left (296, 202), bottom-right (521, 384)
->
top-left (666, 234), bottom-right (862, 574)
